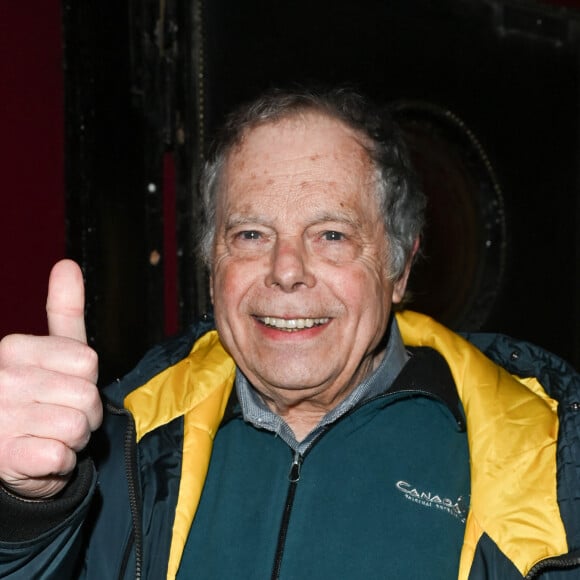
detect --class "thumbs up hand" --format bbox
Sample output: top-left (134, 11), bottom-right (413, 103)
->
top-left (0, 260), bottom-right (101, 499)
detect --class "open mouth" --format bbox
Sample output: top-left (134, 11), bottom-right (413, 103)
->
top-left (256, 316), bottom-right (330, 331)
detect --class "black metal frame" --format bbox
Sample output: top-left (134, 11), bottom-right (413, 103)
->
top-left (62, 0), bottom-right (209, 382)
top-left (63, 0), bottom-right (580, 374)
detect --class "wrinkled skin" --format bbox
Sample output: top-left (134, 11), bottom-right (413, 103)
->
top-left (211, 114), bottom-right (411, 439)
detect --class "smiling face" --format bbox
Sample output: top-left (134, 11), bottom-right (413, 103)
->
top-left (210, 113), bottom-right (411, 414)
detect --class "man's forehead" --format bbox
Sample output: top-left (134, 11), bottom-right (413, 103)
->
top-left (213, 112), bottom-right (381, 226)
top-left (220, 120), bottom-right (375, 196)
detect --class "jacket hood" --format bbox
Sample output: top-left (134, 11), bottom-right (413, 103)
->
top-left (397, 310), bottom-right (567, 578)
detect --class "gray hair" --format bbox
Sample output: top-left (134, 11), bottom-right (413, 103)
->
top-left (199, 86), bottom-right (426, 280)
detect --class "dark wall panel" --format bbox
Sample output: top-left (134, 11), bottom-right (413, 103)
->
top-left (201, 0), bottom-right (580, 365)
top-left (61, 0), bottom-right (580, 375)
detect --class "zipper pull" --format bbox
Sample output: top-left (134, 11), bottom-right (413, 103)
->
top-left (288, 450), bottom-right (302, 483)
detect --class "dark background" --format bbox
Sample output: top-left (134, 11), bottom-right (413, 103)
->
top-left (1, 0), bottom-right (579, 382)
top-left (0, 2), bottom-right (65, 338)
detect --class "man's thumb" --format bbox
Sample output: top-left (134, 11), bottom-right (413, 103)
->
top-left (46, 259), bottom-right (88, 343)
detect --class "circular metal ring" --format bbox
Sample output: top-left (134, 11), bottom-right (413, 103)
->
top-left (391, 100), bottom-right (507, 331)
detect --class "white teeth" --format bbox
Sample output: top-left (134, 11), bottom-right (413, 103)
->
top-left (260, 316), bottom-right (330, 330)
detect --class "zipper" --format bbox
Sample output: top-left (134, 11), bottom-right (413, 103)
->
top-left (525, 553), bottom-right (580, 578)
top-left (268, 387), bottom-right (463, 580)
top-left (106, 402), bottom-right (143, 580)
top-left (526, 403), bottom-right (580, 577)
top-left (288, 450), bottom-right (303, 483)
top-left (270, 450), bottom-right (303, 580)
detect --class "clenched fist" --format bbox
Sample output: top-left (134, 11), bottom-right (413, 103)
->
top-left (0, 260), bottom-right (101, 499)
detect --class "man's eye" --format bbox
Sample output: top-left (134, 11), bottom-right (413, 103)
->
top-left (237, 230), bottom-right (262, 240)
top-left (322, 231), bottom-right (345, 241)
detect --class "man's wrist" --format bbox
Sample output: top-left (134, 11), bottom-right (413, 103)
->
top-left (0, 456), bottom-right (96, 542)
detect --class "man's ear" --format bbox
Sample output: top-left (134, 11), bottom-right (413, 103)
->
top-left (392, 236), bottom-right (420, 304)
top-left (209, 274), bottom-right (214, 305)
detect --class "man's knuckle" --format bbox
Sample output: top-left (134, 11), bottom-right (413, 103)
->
top-left (73, 378), bottom-right (101, 410)
top-left (62, 410), bottom-right (91, 450)
top-left (68, 409), bottom-right (89, 435)
top-left (48, 441), bottom-right (75, 473)
top-left (75, 344), bottom-right (98, 376)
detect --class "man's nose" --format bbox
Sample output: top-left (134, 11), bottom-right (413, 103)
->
top-left (265, 236), bottom-right (315, 291)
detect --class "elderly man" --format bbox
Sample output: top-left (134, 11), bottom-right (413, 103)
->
top-left (0, 88), bottom-right (578, 579)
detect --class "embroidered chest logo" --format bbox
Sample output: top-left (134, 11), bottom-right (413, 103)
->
top-left (396, 480), bottom-right (469, 523)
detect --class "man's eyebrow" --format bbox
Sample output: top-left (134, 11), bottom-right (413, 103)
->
top-left (223, 210), bottom-right (363, 230)
top-left (223, 214), bottom-right (270, 230)
top-left (308, 211), bottom-right (362, 229)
